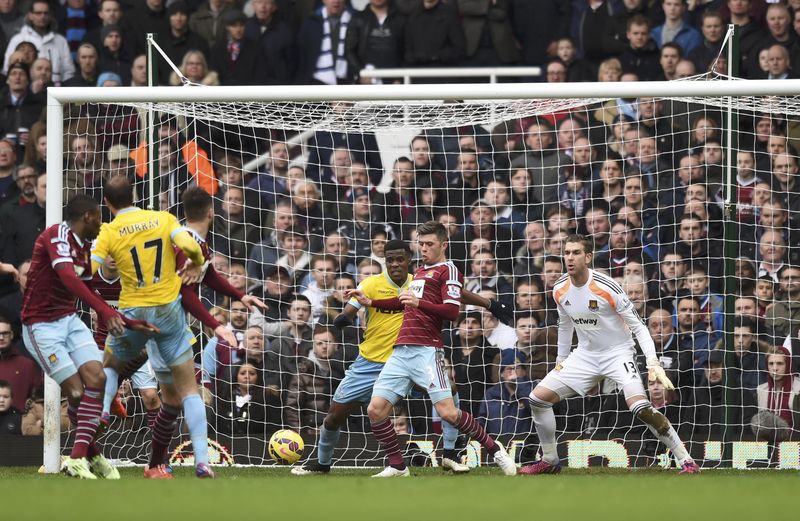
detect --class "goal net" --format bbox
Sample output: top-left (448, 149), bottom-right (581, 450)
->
top-left (48, 76), bottom-right (800, 470)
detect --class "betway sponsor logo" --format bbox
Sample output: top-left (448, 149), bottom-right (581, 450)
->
top-left (573, 317), bottom-right (598, 326)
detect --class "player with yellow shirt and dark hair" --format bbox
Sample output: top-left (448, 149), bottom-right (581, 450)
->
top-left (292, 239), bottom-right (513, 475)
top-left (90, 175), bottom-right (214, 479)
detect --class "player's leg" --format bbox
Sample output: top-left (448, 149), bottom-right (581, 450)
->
top-left (411, 347), bottom-right (514, 475)
top-left (439, 389), bottom-right (468, 472)
top-left (131, 363), bottom-right (161, 428)
top-left (606, 352), bottom-right (699, 473)
top-left (292, 400), bottom-right (361, 475)
top-left (367, 349), bottom-right (413, 477)
top-left (520, 355), bottom-right (591, 475)
top-left (625, 390), bottom-right (699, 473)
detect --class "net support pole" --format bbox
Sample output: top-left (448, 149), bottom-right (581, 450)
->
top-left (43, 93), bottom-right (65, 473)
top-left (722, 23), bottom-right (741, 465)
top-left (146, 33), bottom-right (157, 210)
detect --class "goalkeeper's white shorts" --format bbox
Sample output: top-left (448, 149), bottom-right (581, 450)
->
top-left (538, 347), bottom-right (646, 400)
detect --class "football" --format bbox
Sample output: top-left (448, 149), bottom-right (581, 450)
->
top-left (268, 429), bottom-right (305, 464)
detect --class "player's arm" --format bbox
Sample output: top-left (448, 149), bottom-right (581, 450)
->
top-left (53, 263), bottom-right (156, 336)
top-left (399, 272), bottom-right (461, 321)
top-left (345, 288), bottom-right (403, 310)
top-left (555, 298), bottom-right (574, 366)
top-left (462, 288), bottom-right (513, 325)
top-left (179, 284), bottom-right (237, 347)
top-left (333, 303), bottom-right (359, 329)
top-left (615, 294), bottom-right (673, 390)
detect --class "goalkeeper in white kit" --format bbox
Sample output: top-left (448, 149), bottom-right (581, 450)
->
top-left (520, 234), bottom-right (700, 475)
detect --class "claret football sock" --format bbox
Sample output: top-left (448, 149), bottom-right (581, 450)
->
top-left (453, 410), bottom-right (498, 455)
top-left (371, 418), bottom-right (406, 469)
top-left (149, 403), bottom-right (180, 468)
top-left (71, 387), bottom-right (103, 459)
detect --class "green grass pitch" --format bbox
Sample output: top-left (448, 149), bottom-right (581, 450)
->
top-left (1, 466), bottom-right (795, 521)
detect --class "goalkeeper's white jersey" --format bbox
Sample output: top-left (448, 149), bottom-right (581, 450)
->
top-left (553, 270), bottom-right (654, 355)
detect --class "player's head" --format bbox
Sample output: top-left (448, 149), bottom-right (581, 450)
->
top-left (416, 221), bottom-right (449, 264)
top-left (182, 185), bottom-right (214, 224)
top-left (563, 233), bottom-right (593, 277)
top-left (65, 194), bottom-right (102, 239)
top-left (103, 174), bottom-right (134, 211)
top-left (384, 239), bottom-right (411, 284)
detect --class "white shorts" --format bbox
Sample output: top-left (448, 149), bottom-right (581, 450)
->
top-left (539, 347), bottom-right (645, 400)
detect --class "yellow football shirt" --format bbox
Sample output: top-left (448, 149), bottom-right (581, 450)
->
top-left (91, 207), bottom-right (202, 308)
top-left (348, 272), bottom-right (412, 363)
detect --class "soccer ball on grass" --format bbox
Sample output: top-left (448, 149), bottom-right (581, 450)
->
top-left (268, 429), bottom-right (304, 464)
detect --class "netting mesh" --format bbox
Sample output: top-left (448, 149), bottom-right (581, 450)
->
top-left (58, 77), bottom-right (800, 468)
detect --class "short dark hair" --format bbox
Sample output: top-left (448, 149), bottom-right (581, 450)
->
top-left (417, 221), bottom-right (448, 242)
top-left (735, 316), bottom-right (756, 332)
top-left (565, 233), bottom-right (593, 254)
top-left (0, 379), bottom-right (11, 394)
top-left (514, 311), bottom-right (537, 326)
top-left (291, 294), bottom-right (312, 306)
top-left (384, 239), bottom-right (411, 255)
top-left (103, 175), bottom-right (134, 208)
top-left (182, 186), bottom-right (213, 221)
top-left (65, 194), bottom-right (99, 222)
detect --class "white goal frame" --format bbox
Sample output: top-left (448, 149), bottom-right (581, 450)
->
top-left (43, 78), bottom-right (800, 472)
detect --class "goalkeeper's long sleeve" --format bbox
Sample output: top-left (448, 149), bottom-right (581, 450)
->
top-left (556, 303), bottom-right (575, 361)
top-left (619, 305), bottom-right (657, 361)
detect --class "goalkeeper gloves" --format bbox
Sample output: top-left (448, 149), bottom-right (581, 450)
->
top-left (487, 299), bottom-right (514, 326)
top-left (646, 357), bottom-right (674, 390)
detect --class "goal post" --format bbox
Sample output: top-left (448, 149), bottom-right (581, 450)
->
top-left (44, 77), bottom-right (800, 471)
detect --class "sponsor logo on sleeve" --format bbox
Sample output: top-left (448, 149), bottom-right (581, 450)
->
top-left (446, 285), bottom-right (461, 299)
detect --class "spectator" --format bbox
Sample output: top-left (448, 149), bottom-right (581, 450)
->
top-left (28, 56), bottom-right (50, 94)
top-left (129, 54), bottom-right (147, 86)
top-left (0, 170), bottom-right (44, 267)
top-left (728, 316), bottom-right (767, 391)
top-left (555, 36), bottom-right (595, 82)
top-left (302, 254), bottom-right (336, 322)
top-left (752, 347), bottom-right (800, 442)
top-left (247, 198), bottom-right (295, 280)
top-left (253, 265), bottom-right (294, 321)
top-left (511, 0), bottom-right (570, 69)
top-left (765, 265), bottom-right (800, 341)
top-left (157, 2), bottom-right (210, 84)
top-left (63, 43), bottom-right (98, 87)
top-left (0, 317), bottom-right (40, 410)
top-left (0, 0), bottom-right (24, 44)
top-left (97, 24), bottom-right (132, 85)
top-left (591, 160), bottom-right (625, 216)
top-left (449, 199), bottom-right (514, 275)
top-left (3, 0), bottom-right (75, 83)
top-left (646, 308), bottom-right (691, 387)
top-left (478, 349), bottom-right (532, 436)
top-left (346, 0), bottom-right (406, 84)
top-left (458, 0), bottom-right (519, 67)
top-left (0, 62), bottom-right (44, 149)
top-left (190, 0), bottom-right (233, 51)
top-left (447, 310), bottom-right (499, 417)
top-left (685, 263), bottom-right (724, 339)
top-left (675, 294), bottom-right (713, 374)
top-left (337, 187), bottom-right (395, 261)
top-left (727, 0), bottom-right (768, 79)
top-left (619, 14), bottom-right (661, 81)
top-left (83, 0), bottom-right (131, 59)
top-left (512, 221), bottom-right (546, 279)
top-left (763, 43), bottom-right (796, 80)
top-left (212, 186), bottom-right (262, 260)
top-left (0, 379), bottom-right (21, 434)
top-left (210, 10), bottom-right (265, 85)
top-left (513, 311), bottom-right (555, 382)
top-left (690, 350), bottom-right (727, 438)
top-left (571, 0), bottom-right (618, 64)
top-left (246, 0), bottom-right (294, 85)
top-left (657, 41), bottom-right (682, 80)
top-left (285, 326), bottom-right (347, 436)
top-left (214, 362), bottom-right (270, 438)
top-left (771, 152), bottom-right (800, 217)
top-left (651, 0), bottom-right (702, 54)
top-left (688, 9), bottom-right (725, 73)
top-left (171, 49), bottom-right (219, 86)
top-left (0, 163), bottom-right (33, 210)
top-left (757, 229), bottom-right (786, 282)
top-left (595, 218), bottom-right (652, 279)
top-left (403, 0), bottom-right (465, 72)
top-left (464, 250), bottom-right (513, 307)
top-left (295, 0), bottom-right (353, 85)
top-left (510, 118), bottom-right (569, 206)
top-left (622, 274), bottom-right (653, 320)
top-left (373, 157), bottom-right (417, 232)
top-left (0, 139), bottom-right (16, 203)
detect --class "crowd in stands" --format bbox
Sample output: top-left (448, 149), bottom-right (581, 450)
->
top-left (2, 0), bottom-right (800, 464)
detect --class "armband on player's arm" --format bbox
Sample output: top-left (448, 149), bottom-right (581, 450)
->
top-left (180, 284), bottom-right (221, 330)
top-left (371, 297), bottom-right (403, 310)
top-left (172, 229), bottom-right (205, 267)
